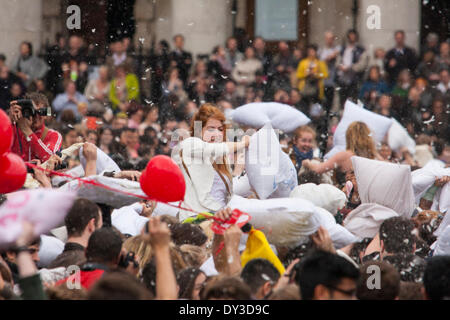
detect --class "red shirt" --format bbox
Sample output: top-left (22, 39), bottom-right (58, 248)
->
top-left (11, 124), bottom-right (62, 162)
top-left (56, 269), bottom-right (105, 290)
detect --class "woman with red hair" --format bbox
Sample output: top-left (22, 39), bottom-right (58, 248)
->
top-left (175, 103), bottom-right (250, 221)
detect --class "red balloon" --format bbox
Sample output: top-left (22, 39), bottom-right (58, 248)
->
top-left (0, 109), bottom-right (13, 155)
top-left (0, 153), bottom-right (27, 194)
top-left (140, 155), bottom-right (185, 203)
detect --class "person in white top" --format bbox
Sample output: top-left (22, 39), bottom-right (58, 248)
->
top-left (174, 103), bottom-right (250, 221)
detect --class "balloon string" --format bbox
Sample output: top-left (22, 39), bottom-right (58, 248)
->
top-left (25, 163), bottom-right (224, 223)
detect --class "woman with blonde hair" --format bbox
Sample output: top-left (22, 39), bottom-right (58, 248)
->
top-left (175, 103), bottom-right (250, 221)
top-left (302, 121), bottom-right (380, 174)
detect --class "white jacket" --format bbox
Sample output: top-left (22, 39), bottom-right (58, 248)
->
top-left (175, 137), bottom-right (232, 221)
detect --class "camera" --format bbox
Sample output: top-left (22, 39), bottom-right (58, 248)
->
top-left (54, 151), bottom-right (69, 171)
top-left (15, 99), bottom-right (52, 118)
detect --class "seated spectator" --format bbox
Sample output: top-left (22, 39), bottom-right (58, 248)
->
top-left (436, 68), bottom-right (450, 96)
top-left (127, 101), bottom-right (144, 129)
top-left (225, 36), bottom-right (244, 70)
top-left (53, 80), bottom-right (89, 122)
top-left (232, 46), bottom-right (263, 95)
top-left (162, 67), bottom-right (188, 102)
top-left (415, 50), bottom-right (441, 84)
top-left (138, 106), bottom-right (161, 135)
top-left (109, 64), bottom-right (140, 113)
top-left (84, 65), bottom-right (110, 106)
top-left (105, 38), bottom-right (136, 78)
top-left (12, 41), bottom-right (48, 87)
top-left (359, 66), bottom-right (389, 103)
top-left (0, 58), bottom-right (25, 110)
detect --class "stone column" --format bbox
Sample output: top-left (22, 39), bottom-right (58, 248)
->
top-left (0, 0), bottom-right (43, 67)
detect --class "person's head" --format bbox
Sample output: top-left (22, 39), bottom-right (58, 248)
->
top-left (293, 126), bottom-right (316, 153)
top-left (324, 31), bottom-right (335, 47)
top-left (173, 34), bottom-right (185, 50)
top-left (374, 47), bottom-right (385, 59)
top-left (86, 130), bottom-right (98, 145)
top-left (99, 127), bottom-right (114, 146)
top-left (177, 267), bottom-right (207, 300)
top-left (224, 80), bottom-right (236, 93)
top-left (65, 198), bottom-right (102, 239)
top-left (23, 92), bottom-right (51, 131)
top-left (226, 37), bottom-right (238, 51)
top-left (98, 65), bottom-right (109, 82)
top-left (170, 223), bottom-right (208, 248)
top-left (423, 256), bottom-right (450, 300)
top-left (278, 41), bottom-right (289, 52)
top-left (122, 235), bottom-right (153, 271)
top-left (356, 261), bottom-right (400, 300)
top-left (379, 142), bottom-right (393, 160)
top-left (20, 41), bottom-right (32, 57)
top-left (432, 97), bottom-right (444, 116)
top-left (398, 281), bottom-right (424, 300)
top-left (397, 69), bottom-right (412, 85)
top-left (190, 103), bottom-right (227, 143)
top-left (244, 46), bottom-right (255, 60)
top-left (268, 284), bottom-right (301, 300)
top-left (88, 271), bottom-right (152, 300)
top-left (426, 32), bottom-right (439, 47)
top-left (440, 68), bottom-right (449, 84)
top-left (378, 94), bottom-right (392, 110)
top-left (440, 41), bottom-right (450, 56)
top-left (179, 244), bottom-right (207, 268)
top-left (434, 139), bottom-right (450, 165)
top-left (69, 35), bottom-right (83, 51)
top-left (368, 65), bottom-right (381, 82)
top-left (253, 37), bottom-right (265, 51)
top-left (111, 115), bottom-right (128, 130)
top-left (346, 29), bottom-right (359, 44)
top-left (65, 80), bottom-right (77, 95)
top-left (394, 30), bottom-right (406, 47)
top-left (294, 250), bottom-right (359, 300)
top-left (202, 276), bottom-right (252, 300)
top-left (345, 122), bottom-right (377, 159)
top-left (114, 64), bottom-right (127, 78)
top-left (379, 217), bottom-right (416, 256)
top-left (241, 259), bottom-right (280, 299)
top-left (10, 82), bottom-right (22, 98)
top-left (5, 237), bottom-right (41, 267)
top-left (85, 228), bottom-right (123, 267)
top-left (306, 44), bottom-right (318, 59)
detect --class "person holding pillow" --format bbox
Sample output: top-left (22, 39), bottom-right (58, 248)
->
top-left (289, 126), bottom-right (317, 174)
top-left (302, 121), bottom-right (381, 174)
top-left (176, 103), bottom-right (250, 221)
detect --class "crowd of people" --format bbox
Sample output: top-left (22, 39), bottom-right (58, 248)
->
top-left (0, 27), bottom-right (449, 301)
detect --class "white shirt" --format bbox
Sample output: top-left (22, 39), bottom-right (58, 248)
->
top-left (343, 46), bottom-right (354, 67)
top-left (210, 171), bottom-right (230, 209)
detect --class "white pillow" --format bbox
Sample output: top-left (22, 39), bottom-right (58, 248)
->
top-left (343, 203), bottom-right (400, 239)
top-left (245, 123), bottom-right (298, 199)
top-left (38, 235), bottom-right (65, 268)
top-left (324, 100), bottom-right (392, 160)
top-left (411, 160), bottom-right (449, 204)
top-left (290, 183), bottom-right (347, 215)
top-left (433, 225), bottom-right (450, 256)
top-left (79, 146), bottom-right (121, 175)
top-left (111, 203), bottom-right (148, 236)
top-left (231, 102), bottom-right (310, 133)
top-left (60, 175), bottom-right (146, 208)
top-left (352, 156), bottom-right (415, 218)
top-left (232, 174), bottom-right (253, 198)
top-left (227, 195), bottom-right (319, 248)
top-left (388, 118), bottom-right (416, 155)
top-left (314, 207), bottom-right (358, 249)
top-left (0, 189), bottom-right (77, 248)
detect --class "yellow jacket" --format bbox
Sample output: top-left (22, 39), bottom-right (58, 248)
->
top-left (296, 58), bottom-right (328, 100)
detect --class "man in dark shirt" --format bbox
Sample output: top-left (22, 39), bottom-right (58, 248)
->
top-left (49, 199), bottom-right (103, 269)
top-left (169, 34), bottom-right (192, 85)
top-left (384, 30), bottom-right (418, 86)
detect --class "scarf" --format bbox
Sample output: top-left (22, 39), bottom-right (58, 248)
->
top-left (292, 145), bottom-right (313, 172)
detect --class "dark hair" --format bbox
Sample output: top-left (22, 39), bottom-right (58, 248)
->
top-left (348, 238), bottom-right (373, 265)
top-left (177, 267), bottom-right (205, 299)
top-left (170, 223), bottom-right (208, 247)
top-left (433, 139), bottom-right (447, 157)
top-left (85, 228), bottom-right (123, 265)
top-left (65, 199), bottom-right (101, 237)
top-left (306, 44), bottom-right (318, 52)
top-left (88, 271), bottom-right (153, 300)
top-left (398, 281), bottom-right (424, 300)
top-left (21, 41), bottom-right (33, 56)
top-left (423, 256), bottom-right (450, 300)
top-left (298, 170), bottom-right (321, 185)
top-left (356, 261), bottom-right (400, 300)
top-left (394, 30), bottom-right (405, 37)
top-left (379, 217), bottom-right (415, 254)
top-left (24, 92), bottom-right (50, 109)
top-left (294, 250), bottom-right (360, 300)
top-left (141, 259), bottom-right (157, 296)
top-left (202, 276), bottom-right (252, 300)
top-left (241, 259), bottom-right (280, 295)
top-left (347, 29), bottom-right (359, 39)
top-left (173, 34), bottom-right (184, 41)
